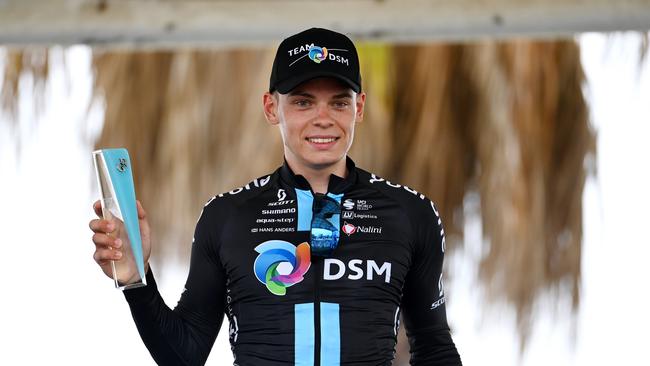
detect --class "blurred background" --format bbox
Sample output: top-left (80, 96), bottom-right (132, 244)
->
top-left (0, 1), bottom-right (649, 365)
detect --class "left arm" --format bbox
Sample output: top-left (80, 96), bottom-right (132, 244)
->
top-left (400, 200), bottom-right (462, 365)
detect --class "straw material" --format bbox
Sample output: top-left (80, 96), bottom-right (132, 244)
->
top-left (1, 48), bottom-right (49, 122)
top-left (1, 39), bottom-right (600, 353)
top-left (92, 48), bottom-right (282, 272)
top-left (392, 40), bottom-right (595, 349)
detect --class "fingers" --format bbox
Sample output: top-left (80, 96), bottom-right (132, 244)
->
top-left (93, 200), bottom-right (102, 217)
top-left (136, 200), bottom-right (146, 219)
top-left (136, 200), bottom-right (151, 238)
top-left (89, 218), bottom-right (115, 234)
top-left (94, 200), bottom-right (146, 221)
top-left (93, 247), bottom-right (122, 264)
top-left (93, 232), bottom-right (123, 264)
top-left (92, 232), bottom-right (122, 249)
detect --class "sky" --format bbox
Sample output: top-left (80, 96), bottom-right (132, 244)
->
top-left (0, 33), bottom-right (648, 365)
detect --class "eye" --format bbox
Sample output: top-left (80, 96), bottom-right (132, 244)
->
top-left (332, 100), bottom-right (350, 109)
top-left (293, 99), bottom-right (312, 108)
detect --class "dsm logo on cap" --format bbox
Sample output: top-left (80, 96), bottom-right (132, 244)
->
top-left (289, 44), bottom-right (350, 67)
top-left (308, 46), bottom-right (328, 63)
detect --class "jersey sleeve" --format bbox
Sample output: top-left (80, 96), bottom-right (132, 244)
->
top-left (123, 200), bottom-right (227, 366)
top-left (400, 200), bottom-right (462, 365)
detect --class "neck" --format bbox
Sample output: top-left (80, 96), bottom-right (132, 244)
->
top-left (286, 156), bottom-right (347, 194)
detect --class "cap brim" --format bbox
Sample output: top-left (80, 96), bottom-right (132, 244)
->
top-left (274, 71), bottom-right (361, 94)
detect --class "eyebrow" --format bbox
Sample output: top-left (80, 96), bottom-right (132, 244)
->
top-left (332, 92), bottom-right (353, 99)
top-left (287, 91), bottom-right (315, 98)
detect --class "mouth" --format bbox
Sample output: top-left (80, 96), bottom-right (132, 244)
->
top-left (306, 136), bottom-right (339, 144)
top-left (305, 135), bottom-right (339, 151)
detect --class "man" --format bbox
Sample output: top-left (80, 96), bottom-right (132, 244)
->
top-left (89, 28), bottom-right (462, 366)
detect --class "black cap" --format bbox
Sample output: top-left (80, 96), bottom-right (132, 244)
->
top-left (269, 28), bottom-right (362, 94)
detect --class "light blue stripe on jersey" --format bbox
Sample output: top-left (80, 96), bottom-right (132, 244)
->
top-left (325, 193), bottom-right (343, 235)
top-left (326, 193), bottom-right (343, 203)
top-left (295, 303), bottom-right (315, 366)
top-left (295, 189), bottom-right (314, 232)
top-left (320, 302), bottom-right (341, 366)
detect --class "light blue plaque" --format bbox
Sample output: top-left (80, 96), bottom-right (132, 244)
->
top-left (93, 148), bottom-right (147, 290)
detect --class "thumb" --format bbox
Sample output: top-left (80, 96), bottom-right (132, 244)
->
top-left (136, 200), bottom-right (151, 237)
top-left (136, 200), bottom-right (147, 220)
top-left (93, 200), bottom-right (103, 217)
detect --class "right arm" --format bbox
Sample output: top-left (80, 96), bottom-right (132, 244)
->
top-left (90, 200), bottom-right (227, 366)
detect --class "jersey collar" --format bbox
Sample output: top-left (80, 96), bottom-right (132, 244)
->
top-left (279, 156), bottom-right (358, 194)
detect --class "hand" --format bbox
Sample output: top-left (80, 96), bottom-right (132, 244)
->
top-left (89, 200), bottom-right (152, 284)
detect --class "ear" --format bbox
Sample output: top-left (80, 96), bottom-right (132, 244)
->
top-left (263, 92), bottom-right (280, 126)
top-left (355, 92), bottom-right (366, 123)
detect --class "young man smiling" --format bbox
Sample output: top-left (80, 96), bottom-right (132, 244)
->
top-left (263, 77), bottom-right (364, 194)
top-left (89, 28), bottom-right (462, 365)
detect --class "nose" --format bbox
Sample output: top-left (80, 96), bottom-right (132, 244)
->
top-left (313, 102), bottom-right (334, 127)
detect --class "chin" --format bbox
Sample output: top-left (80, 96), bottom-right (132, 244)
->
top-left (304, 154), bottom-right (344, 169)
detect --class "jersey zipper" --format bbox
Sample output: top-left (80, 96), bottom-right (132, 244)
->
top-left (313, 257), bottom-right (322, 366)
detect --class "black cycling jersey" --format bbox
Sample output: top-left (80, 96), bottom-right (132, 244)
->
top-left (124, 157), bottom-right (462, 366)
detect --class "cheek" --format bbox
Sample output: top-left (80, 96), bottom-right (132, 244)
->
top-left (277, 108), bottom-right (293, 135)
top-left (283, 118), bottom-right (301, 136)
top-left (346, 124), bottom-right (356, 143)
top-left (277, 116), bottom-right (303, 143)
top-left (341, 114), bottom-right (357, 134)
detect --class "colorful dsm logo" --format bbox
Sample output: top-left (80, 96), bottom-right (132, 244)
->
top-left (254, 240), bottom-right (311, 296)
top-left (308, 46), bottom-right (328, 63)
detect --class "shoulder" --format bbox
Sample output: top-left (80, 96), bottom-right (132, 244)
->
top-left (356, 168), bottom-right (445, 254)
top-left (355, 167), bottom-right (440, 221)
top-left (200, 172), bottom-right (278, 221)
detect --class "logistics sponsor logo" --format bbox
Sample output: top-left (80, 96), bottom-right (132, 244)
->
top-left (342, 211), bottom-right (378, 220)
top-left (355, 213), bottom-right (377, 220)
top-left (323, 258), bottom-right (392, 283)
top-left (253, 240), bottom-right (311, 296)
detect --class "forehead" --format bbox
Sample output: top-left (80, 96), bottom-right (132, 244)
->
top-left (287, 77), bottom-right (354, 97)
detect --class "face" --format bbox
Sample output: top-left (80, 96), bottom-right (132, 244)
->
top-left (263, 77), bottom-right (366, 171)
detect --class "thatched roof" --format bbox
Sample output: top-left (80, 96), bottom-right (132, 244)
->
top-left (1, 39), bottom-right (599, 352)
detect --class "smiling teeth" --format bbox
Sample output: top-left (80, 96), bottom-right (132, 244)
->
top-left (309, 137), bottom-right (336, 143)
